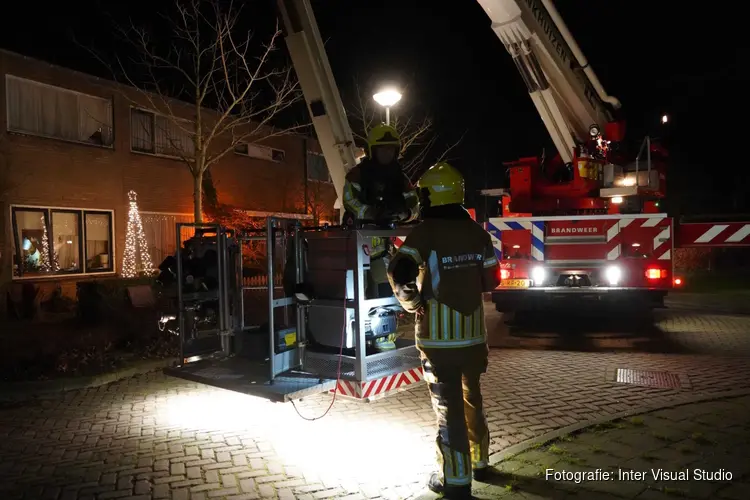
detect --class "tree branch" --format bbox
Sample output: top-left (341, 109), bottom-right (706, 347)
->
top-left (346, 77), bottom-right (463, 180)
top-left (83, 0), bottom-right (304, 221)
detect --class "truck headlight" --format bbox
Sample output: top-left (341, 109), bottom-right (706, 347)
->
top-left (531, 266), bottom-right (546, 285)
top-left (605, 265), bottom-right (621, 286)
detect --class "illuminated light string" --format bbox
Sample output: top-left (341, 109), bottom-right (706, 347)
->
top-left (122, 190), bottom-right (155, 278)
top-left (39, 214), bottom-right (59, 272)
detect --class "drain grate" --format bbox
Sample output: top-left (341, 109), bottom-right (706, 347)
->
top-left (615, 368), bottom-right (683, 389)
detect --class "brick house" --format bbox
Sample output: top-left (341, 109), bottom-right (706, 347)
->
top-left (0, 49), bottom-right (337, 310)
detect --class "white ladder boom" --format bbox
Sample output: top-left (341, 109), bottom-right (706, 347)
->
top-left (277, 0), bottom-right (362, 218)
top-left (476, 0), bottom-right (620, 163)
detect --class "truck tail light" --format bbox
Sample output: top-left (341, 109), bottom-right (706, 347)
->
top-left (500, 269), bottom-right (510, 280)
top-left (645, 268), bottom-right (668, 280)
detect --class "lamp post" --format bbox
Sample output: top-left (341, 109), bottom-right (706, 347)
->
top-left (373, 89), bottom-right (402, 125)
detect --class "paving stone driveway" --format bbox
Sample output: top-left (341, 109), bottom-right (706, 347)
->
top-left (1, 311), bottom-right (750, 500)
top-left (421, 395), bottom-right (750, 499)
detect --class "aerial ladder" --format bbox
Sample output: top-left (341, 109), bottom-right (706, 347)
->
top-left (476, 0), bottom-right (665, 215)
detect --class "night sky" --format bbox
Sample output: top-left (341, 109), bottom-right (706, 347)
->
top-left (1, 0), bottom-right (748, 215)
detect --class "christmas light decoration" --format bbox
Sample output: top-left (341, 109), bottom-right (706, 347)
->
top-left (39, 214), bottom-right (59, 272)
top-left (122, 190), bottom-right (154, 278)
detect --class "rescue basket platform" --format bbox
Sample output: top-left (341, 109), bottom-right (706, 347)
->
top-left (158, 219), bottom-right (424, 403)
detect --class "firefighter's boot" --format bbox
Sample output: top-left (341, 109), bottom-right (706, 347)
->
top-left (426, 472), bottom-right (471, 499)
top-left (472, 467), bottom-right (501, 482)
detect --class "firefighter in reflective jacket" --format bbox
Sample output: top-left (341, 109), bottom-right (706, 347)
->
top-left (344, 124), bottom-right (419, 351)
top-left (342, 123), bottom-right (419, 226)
top-left (387, 162), bottom-right (500, 498)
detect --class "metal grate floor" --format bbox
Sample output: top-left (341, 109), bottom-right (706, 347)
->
top-left (615, 368), bottom-right (683, 389)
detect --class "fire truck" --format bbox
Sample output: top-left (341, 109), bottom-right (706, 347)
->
top-left (159, 0), bottom-right (750, 404)
top-left (474, 0), bottom-right (750, 313)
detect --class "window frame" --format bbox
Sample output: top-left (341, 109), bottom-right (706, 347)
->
top-left (234, 141), bottom-right (286, 163)
top-left (129, 106), bottom-right (196, 161)
top-left (306, 151), bottom-right (332, 183)
top-left (10, 204), bottom-right (116, 280)
top-left (4, 74), bottom-right (114, 148)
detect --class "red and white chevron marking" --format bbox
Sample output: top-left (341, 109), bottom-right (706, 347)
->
top-left (677, 223), bottom-right (750, 247)
top-left (607, 216), bottom-right (672, 261)
top-left (604, 220), bottom-right (621, 260)
top-left (331, 367), bottom-right (424, 401)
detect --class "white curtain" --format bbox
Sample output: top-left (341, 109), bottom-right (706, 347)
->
top-left (51, 212), bottom-right (80, 271)
top-left (141, 213), bottom-right (195, 266)
top-left (154, 114), bottom-right (195, 157)
top-left (78, 94), bottom-right (114, 145)
top-left (5, 75), bottom-right (113, 145)
top-left (85, 214), bottom-right (111, 269)
top-left (131, 109), bottom-right (154, 151)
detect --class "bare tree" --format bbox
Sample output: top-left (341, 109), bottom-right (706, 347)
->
top-left (97, 0), bottom-right (302, 222)
top-left (347, 79), bottom-right (464, 180)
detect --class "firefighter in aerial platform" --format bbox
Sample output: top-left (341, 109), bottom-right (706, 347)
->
top-left (387, 162), bottom-right (500, 498)
top-left (343, 123), bottom-right (419, 351)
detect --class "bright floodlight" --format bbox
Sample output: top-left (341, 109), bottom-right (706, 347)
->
top-left (373, 89), bottom-right (402, 107)
top-left (661, 114), bottom-right (668, 124)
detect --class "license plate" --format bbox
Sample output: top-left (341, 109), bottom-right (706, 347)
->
top-left (501, 279), bottom-right (530, 288)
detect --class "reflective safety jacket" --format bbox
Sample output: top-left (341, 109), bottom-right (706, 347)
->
top-left (368, 236), bottom-right (388, 259)
top-left (386, 205), bottom-right (500, 349)
top-left (343, 158), bottom-right (419, 223)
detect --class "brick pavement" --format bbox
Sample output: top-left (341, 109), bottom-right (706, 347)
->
top-left (487, 309), bottom-right (750, 354)
top-left (418, 394), bottom-right (750, 499)
top-left (1, 312), bottom-right (750, 499)
top-left (665, 292), bottom-right (750, 316)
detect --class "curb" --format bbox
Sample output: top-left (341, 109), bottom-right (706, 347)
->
top-left (0, 357), bottom-right (178, 402)
top-left (488, 388), bottom-right (750, 466)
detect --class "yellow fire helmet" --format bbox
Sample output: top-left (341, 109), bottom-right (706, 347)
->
top-left (367, 123), bottom-right (400, 154)
top-left (417, 161), bottom-right (465, 207)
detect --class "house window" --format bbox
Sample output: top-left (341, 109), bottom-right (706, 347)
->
top-left (234, 142), bottom-right (285, 162)
top-left (85, 213), bottom-right (113, 271)
top-left (140, 212), bottom-right (195, 266)
top-left (307, 152), bottom-right (331, 182)
top-left (11, 207), bottom-right (114, 278)
top-left (130, 108), bottom-right (195, 158)
top-left (5, 75), bottom-right (114, 147)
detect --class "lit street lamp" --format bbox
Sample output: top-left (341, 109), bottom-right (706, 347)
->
top-left (661, 114), bottom-right (668, 124)
top-left (373, 89), bottom-right (402, 125)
